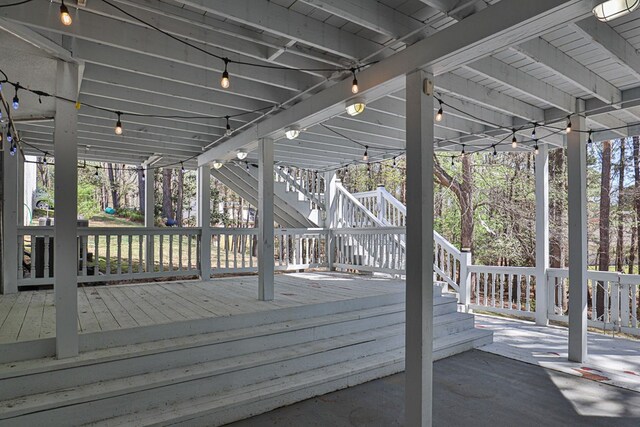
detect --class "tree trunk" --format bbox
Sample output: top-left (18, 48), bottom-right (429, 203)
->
top-left (460, 154), bottom-right (473, 251)
top-left (138, 168), bottom-right (145, 214)
top-left (635, 136), bottom-right (640, 274)
top-left (176, 169), bottom-right (184, 226)
top-left (630, 221), bottom-right (637, 275)
top-left (616, 140), bottom-right (625, 272)
top-left (597, 140), bottom-right (612, 318)
top-left (549, 148), bottom-right (564, 268)
top-left (162, 168), bottom-right (173, 221)
top-left (107, 163), bottom-right (119, 209)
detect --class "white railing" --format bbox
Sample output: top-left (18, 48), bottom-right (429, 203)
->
top-left (209, 227), bottom-right (328, 273)
top-left (333, 227), bottom-right (406, 274)
top-left (547, 268), bottom-right (640, 335)
top-left (275, 166), bottom-right (325, 210)
top-left (17, 226), bottom-right (328, 287)
top-left (468, 265), bottom-right (537, 318)
top-left (353, 186), bottom-right (406, 227)
top-left (335, 183), bottom-right (384, 228)
top-left (18, 226), bottom-right (202, 286)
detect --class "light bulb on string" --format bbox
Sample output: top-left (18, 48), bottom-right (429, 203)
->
top-left (565, 116), bottom-right (572, 133)
top-left (225, 116), bottom-right (233, 136)
top-left (435, 100), bottom-right (443, 122)
top-left (511, 129), bottom-right (518, 148)
top-left (181, 162), bottom-right (185, 174)
top-left (392, 156), bottom-right (396, 167)
top-left (534, 141), bottom-right (539, 156)
top-left (221, 58), bottom-right (230, 89)
top-left (94, 167), bottom-right (99, 178)
top-left (7, 130), bottom-right (12, 143)
top-left (492, 145), bottom-right (497, 156)
top-left (114, 112), bottom-right (123, 135)
top-left (351, 68), bottom-right (359, 94)
top-left (12, 86), bottom-right (19, 110)
top-left (531, 123), bottom-right (537, 139)
top-left (451, 156), bottom-right (455, 166)
top-left (141, 170), bottom-right (146, 181)
top-left (10, 140), bottom-right (17, 156)
top-left (43, 154), bottom-right (48, 165)
top-left (587, 130), bottom-right (593, 145)
top-left (60, 0), bottom-right (72, 26)
top-left (461, 145), bottom-right (466, 158)
top-left (363, 146), bottom-right (369, 162)
top-left (245, 161), bottom-right (250, 171)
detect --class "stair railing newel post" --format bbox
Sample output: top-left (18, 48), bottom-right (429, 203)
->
top-left (325, 172), bottom-right (338, 271)
top-left (197, 164), bottom-right (212, 281)
top-left (459, 250), bottom-right (472, 312)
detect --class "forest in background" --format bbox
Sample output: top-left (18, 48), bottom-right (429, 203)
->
top-left (33, 136), bottom-right (639, 273)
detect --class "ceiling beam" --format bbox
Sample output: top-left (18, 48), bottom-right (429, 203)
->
top-left (199, 0), bottom-right (589, 166)
top-left (571, 16), bottom-right (640, 81)
top-left (465, 56), bottom-right (576, 112)
top-left (513, 37), bottom-right (622, 106)
top-left (296, 0), bottom-right (426, 40)
top-left (177, 0), bottom-right (382, 60)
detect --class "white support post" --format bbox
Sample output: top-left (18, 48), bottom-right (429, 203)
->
top-left (325, 171), bottom-right (337, 270)
top-left (459, 251), bottom-right (472, 312)
top-left (535, 143), bottom-right (550, 326)
top-left (405, 70), bottom-right (434, 427)
top-left (258, 139), bottom-right (275, 301)
top-left (17, 155), bottom-right (24, 226)
top-left (197, 164), bottom-right (211, 280)
top-left (2, 132), bottom-right (19, 295)
top-left (376, 184), bottom-right (385, 223)
top-left (54, 61), bottom-right (79, 358)
top-left (144, 164), bottom-right (155, 272)
top-left (567, 103), bottom-right (588, 363)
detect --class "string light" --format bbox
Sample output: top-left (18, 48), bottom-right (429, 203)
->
top-left (492, 145), bottom-right (497, 156)
top-left (94, 166), bottom-right (99, 178)
top-left (9, 140), bottom-right (17, 156)
top-left (114, 112), bottom-right (123, 135)
top-left (43, 153), bottom-right (48, 165)
top-left (461, 145), bottom-right (466, 158)
top-left (141, 170), bottom-right (145, 181)
top-left (225, 116), bottom-right (233, 136)
top-left (511, 129), bottom-right (518, 148)
top-left (12, 86), bottom-right (19, 110)
top-left (435, 100), bottom-right (443, 122)
top-left (531, 123), bottom-right (536, 139)
top-left (351, 68), bottom-right (359, 94)
top-left (6, 129), bottom-right (12, 143)
top-left (60, 0), bottom-right (72, 26)
top-left (220, 58), bottom-right (230, 89)
top-left (363, 146), bottom-right (369, 162)
top-left (451, 156), bottom-right (455, 166)
top-left (534, 141), bottom-right (539, 155)
top-left (181, 162), bottom-right (185, 174)
top-left (245, 161), bottom-right (250, 171)
top-left (392, 156), bottom-right (396, 167)
top-left (588, 130), bottom-right (593, 144)
top-left (565, 116), bottom-right (572, 133)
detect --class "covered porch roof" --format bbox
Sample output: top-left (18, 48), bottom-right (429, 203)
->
top-left (1, 0), bottom-right (639, 172)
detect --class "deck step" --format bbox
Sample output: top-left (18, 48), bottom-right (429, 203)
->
top-left (0, 292), bottom-right (492, 426)
top-left (0, 303), bottom-right (406, 401)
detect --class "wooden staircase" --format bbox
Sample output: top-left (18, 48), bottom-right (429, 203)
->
top-left (0, 291), bottom-right (491, 426)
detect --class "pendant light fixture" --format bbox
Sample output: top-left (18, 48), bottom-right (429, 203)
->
top-left (60, 0), bottom-right (73, 26)
top-left (346, 98), bottom-right (366, 116)
top-left (592, 0), bottom-right (639, 21)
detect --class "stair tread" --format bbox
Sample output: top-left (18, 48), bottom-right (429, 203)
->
top-left (93, 348), bottom-right (406, 426)
top-left (0, 323), bottom-right (406, 418)
top-left (0, 301), bottom-right (406, 379)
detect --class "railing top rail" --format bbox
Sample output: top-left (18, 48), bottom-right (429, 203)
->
top-left (378, 187), bottom-right (407, 214)
top-left (434, 230), bottom-right (461, 257)
top-left (274, 166), bottom-right (325, 210)
top-left (336, 183), bottom-right (385, 226)
top-left (468, 265), bottom-right (536, 274)
top-left (331, 226), bottom-right (405, 234)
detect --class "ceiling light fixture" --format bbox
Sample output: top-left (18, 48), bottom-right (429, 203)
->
top-left (346, 98), bottom-right (366, 116)
top-left (592, 0), bottom-right (639, 21)
top-left (285, 126), bottom-right (300, 140)
top-left (236, 149), bottom-right (248, 160)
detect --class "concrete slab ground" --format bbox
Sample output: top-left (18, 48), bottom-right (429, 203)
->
top-left (225, 350), bottom-right (640, 427)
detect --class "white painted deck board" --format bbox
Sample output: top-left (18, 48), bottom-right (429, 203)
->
top-left (477, 315), bottom-right (640, 393)
top-left (0, 272), bottom-right (405, 344)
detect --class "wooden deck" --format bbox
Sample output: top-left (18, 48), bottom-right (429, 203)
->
top-left (0, 272), bottom-right (404, 344)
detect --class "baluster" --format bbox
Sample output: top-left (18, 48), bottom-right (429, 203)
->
top-left (30, 234), bottom-right (38, 279)
top-left (525, 275), bottom-right (531, 312)
top-left (127, 235), bottom-right (133, 274)
top-left (622, 283), bottom-right (631, 328)
top-left (117, 235), bottom-right (122, 275)
top-left (18, 234), bottom-right (24, 281)
top-left (158, 234), bottom-right (164, 272)
top-left (632, 285), bottom-right (638, 328)
top-left (507, 274), bottom-right (513, 310)
top-left (138, 235), bottom-right (143, 273)
top-left (225, 234), bottom-right (230, 269)
top-left (43, 234), bottom-right (51, 278)
top-left (106, 235), bottom-right (113, 275)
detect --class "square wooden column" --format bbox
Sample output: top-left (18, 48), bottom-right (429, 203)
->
top-left (258, 139), bottom-right (274, 301)
top-left (324, 171), bottom-right (337, 270)
top-left (567, 105), bottom-right (588, 362)
top-left (405, 70), bottom-right (434, 427)
top-left (2, 128), bottom-right (19, 295)
top-left (535, 143), bottom-right (550, 326)
top-left (198, 164), bottom-right (212, 280)
top-left (144, 162), bottom-right (155, 272)
top-left (54, 61), bottom-right (79, 358)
